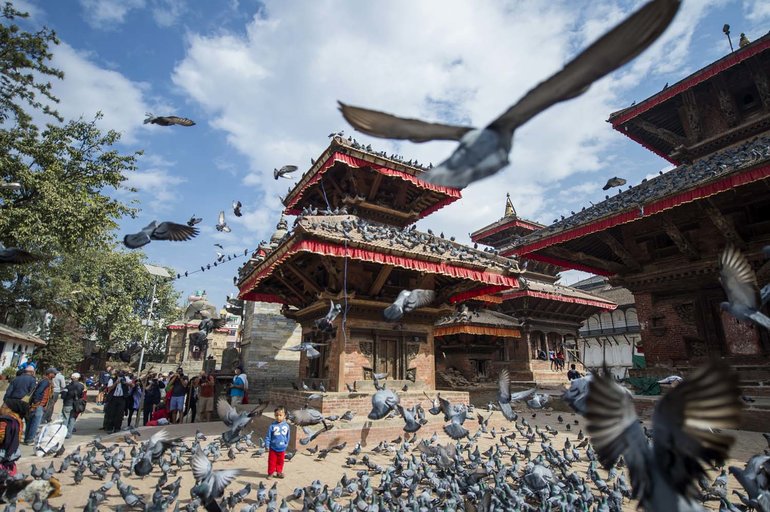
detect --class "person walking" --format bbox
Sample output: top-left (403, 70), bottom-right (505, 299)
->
top-left (127, 379), bottom-right (143, 428)
top-left (229, 367), bottom-right (246, 406)
top-left (45, 369), bottom-right (66, 423)
top-left (197, 371), bottom-right (215, 422)
top-left (24, 367), bottom-right (56, 445)
top-left (265, 406), bottom-right (290, 479)
top-left (184, 376), bottom-right (199, 423)
top-left (143, 378), bottom-right (161, 426)
top-left (60, 372), bottom-right (85, 439)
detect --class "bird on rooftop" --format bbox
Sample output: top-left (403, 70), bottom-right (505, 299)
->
top-left (740, 33), bottom-right (750, 47)
top-left (143, 113), bottom-right (195, 126)
top-left (339, 0), bottom-right (680, 188)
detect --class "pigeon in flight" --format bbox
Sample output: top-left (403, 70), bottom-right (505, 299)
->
top-left (586, 361), bottom-right (741, 511)
top-left (0, 182), bottom-right (22, 190)
top-left (123, 221), bottom-right (199, 249)
top-left (383, 289), bottom-right (435, 321)
top-left (497, 369), bottom-right (536, 420)
top-left (339, 0), bottom-right (680, 188)
top-left (0, 244), bottom-right (47, 265)
top-left (602, 176), bottom-right (627, 190)
top-left (314, 301), bottom-right (342, 333)
top-left (217, 398), bottom-right (268, 445)
top-left (143, 113), bottom-right (195, 127)
top-left (187, 215), bottom-right (202, 227)
top-left (216, 211), bottom-right (231, 233)
top-left (190, 447), bottom-right (238, 511)
top-left (368, 388), bottom-right (400, 420)
top-left (273, 342), bottom-right (322, 359)
top-left (214, 243), bottom-right (224, 250)
top-left (719, 245), bottom-right (770, 329)
top-left (232, 200), bottom-right (242, 217)
top-left (274, 165), bottom-right (298, 180)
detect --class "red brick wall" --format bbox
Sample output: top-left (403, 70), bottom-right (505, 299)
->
top-left (720, 310), bottom-right (762, 355)
top-left (634, 291), bottom-right (690, 366)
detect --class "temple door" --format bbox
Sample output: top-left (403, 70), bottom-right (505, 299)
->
top-left (376, 338), bottom-right (402, 379)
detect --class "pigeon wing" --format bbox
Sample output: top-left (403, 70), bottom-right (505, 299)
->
top-left (492, 0), bottom-right (680, 132)
top-left (720, 245), bottom-right (760, 309)
top-left (123, 232), bottom-right (151, 249)
top-left (338, 102), bottom-right (473, 143)
top-left (218, 211), bottom-right (226, 225)
top-left (164, 116), bottom-right (196, 127)
top-left (210, 469), bottom-right (239, 498)
top-left (383, 290), bottom-right (410, 321)
top-left (761, 284), bottom-right (770, 307)
top-left (279, 165), bottom-right (298, 174)
top-left (290, 408), bottom-right (320, 425)
top-left (150, 222), bottom-right (198, 242)
top-left (652, 361), bottom-right (741, 495)
top-left (305, 346), bottom-right (321, 359)
top-left (0, 248), bottom-right (41, 264)
top-left (402, 289), bottom-right (435, 313)
top-left (508, 388), bottom-right (537, 402)
top-left (216, 398), bottom-right (239, 427)
top-left (191, 448), bottom-right (212, 482)
top-left (497, 369), bottom-right (511, 403)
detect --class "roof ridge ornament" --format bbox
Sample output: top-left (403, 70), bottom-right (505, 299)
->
top-left (504, 193), bottom-right (517, 218)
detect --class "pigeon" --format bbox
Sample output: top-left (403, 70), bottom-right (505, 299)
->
top-left (274, 342), bottom-right (321, 359)
top-left (299, 424), bottom-right (334, 446)
top-left (216, 211), bottom-right (231, 233)
top-left (383, 289), bottom-right (435, 321)
top-left (562, 374), bottom-right (594, 416)
top-left (396, 405), bottom-right (422, 433)
top-left (144, 114), bottom-right (195, 126)
top-left (217, 398), bottom-right (269, 444)
top-left (439, 396), bottom-right (470, 440)
top-left (314, 301), bottom-right (342, 332)
top-left (187, 215), bottom-right (203, 227)
top-left (339, 0), bottom-right (680, 188)
top-left (657, 375), bottom-right (684, 385)
top-left (134, 430), bottom-right (182, 477)
top-left (123, 221), bottom-right (198, 249)
top-left (288, 408), bottom-right (328, 428)
top-left (719, 245), bottom-right (770, 329)
top-left (191, 447), bottom-right (238, 512)
top-left (497, 369), bottom-right (535, 421)
top-left (274, 165), bottom-right (298, 180)
top-left (0, 244), bottom-right (47, 264)
top-left (0, 181), bottom-right (22, 190)
top-left (368, 389), bottom-right (400, 420)
top-left (586, 361), bottom-right (742, 511)
top-left (602, 176), bottom-right (627, 190)
top-left (233, 200), bottom-right (242, 217)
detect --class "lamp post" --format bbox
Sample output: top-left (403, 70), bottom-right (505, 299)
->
top-left (138, 264), bottom-right (171, 373)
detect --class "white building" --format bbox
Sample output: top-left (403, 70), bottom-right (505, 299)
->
top-left (0, 323), bottom-right (46, 372)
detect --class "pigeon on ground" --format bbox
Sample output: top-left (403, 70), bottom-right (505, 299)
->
top-left (730, 454), bottom-right (770, 503)
top-left (719, 245), bottom-right (770, 329)
top-left (233, 201), bottom-right (242, 217)
top-left (123, 221), bottom-right (198, 249)
top-left (216, 211), bottom-right (231, 233)
top-left (191, 447), bottom-right (238, 512)
top-left (586, 361), bottom-right (742, 511)
top-left (274, 165), bottom-right (298, 180)
top-left (383, 289), bottom-right (435, 321)
top-left (187, 215), bottom-right (202, 227)
top-left (314, 301), bottom-right (342, 332)
top-left (497, 369), bottom-right (535, 421)
top-left (339, 0), bottom-right (680, 188)
top-left (144, 114), bottom-right (195, 126)
top-left (657, 375), bottom-right (684, 385)
top-left (602, 176), bottom-right (627, 190)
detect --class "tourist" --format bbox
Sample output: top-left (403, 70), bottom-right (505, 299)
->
top-left (265, 406), bottom-right (290, 479)
top-left (24, 367), bottom-right (56, 445)
top-left (567, 364), bottom-right (582, 381)
top-left (198, 371), bottom-right (215, 422)
top-left (96, 365), bottom-right (112, 406)
top-left (167, 368), bottom-right (188, 424)
top-left (0, 399), bottom-right (27, 475)
top-left (556, 350), bottom-right (565, 371)
top-left (3, 364), bottom-right (37, 407)
top-left (60, 372), bottom-right (85, 439)
top-left (146, 400), bottom-right (169, 426)
top-left (45, 369), bottom-right (66, 423)
top-left (127, 378), bottom-right (143, 428)
top-left (142, 377), bottom-right (161, 425)
top-left (230, 366), bottom-right (246, 406)
top-left (103, 370), bottom-right (129, 433)
top-left (184, 376), bottom-right (199, 423)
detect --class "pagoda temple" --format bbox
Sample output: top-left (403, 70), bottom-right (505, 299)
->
top-left (471, 194), bottom-right (616, 384)
top-left (236, 136), bottom-right (520, 403)
top-left (511, 34), bottom-right (770, 372)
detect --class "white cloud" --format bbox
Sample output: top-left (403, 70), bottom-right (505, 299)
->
top-left (151, 0), bottom-right (186, 27)
top-left (744, 0), bottom-right (770, 22)
top-left (78, 0), bottom-right (145, 28)
top-left (124, 167), bottom-right (186, 211)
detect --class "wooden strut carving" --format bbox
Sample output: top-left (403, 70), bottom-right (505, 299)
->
top-left (598, 232), bottom-right (641, 271)
top-left (700, 201), bottom-right (746, 248)
top-left (660, 216), bottom-right (699, 260)
top-left (747, 57), bottom-right (770, 109)
top-left (633, 119), bottom-right (685, 146)
top-left (546, 245), bottom-right (625, 274)
top-left (713, 76), bottom-right (739, 127)
top-left (681, 89), bottom-right (702, 142)
top-left (673, 303), bottom-right (695, 325)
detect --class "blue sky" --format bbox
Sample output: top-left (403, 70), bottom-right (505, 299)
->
top-left (16, 0), bottom-right (770, 309)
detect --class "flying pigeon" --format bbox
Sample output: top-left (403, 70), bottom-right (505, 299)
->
top-left (144, 113), bottom-right (195, 126)
top-left (0, 182), bottom-right (22, 190)
top-left (288, 408), bottom-right (329, 429)
top-left (187, 215), bottom-right (203, 227)
top-left (214, 243), bottom-right (224, 250)
top-left (497, 369), bottom-right (536, 420)
top-left (0, 244), bottom-right (47, 264)
top-left (602, 176), bottom-right (627, 190)
top-left (383, 289), bottom-right (435, 321)
top-left (719, 245), bottom-right (770, 329)
top-left (274, 165), bottom-right (298, 180)
top-left (586, 361), bottom-right (742, 511)
top-left (217, 398), bottom-right (269, 445)
top-left (368, 388), bottom-right (400, 420)
top-left (123, 221), bottom-right (199, 249)
top-left (274, 342), bottom-right (322, 359)
top-left (216, 211), bottom-right (231, 233)
top-left (314, 301), bottom-right (342, 332)
top-left (439, 395), bottom-right (471, 440)
top-left (191, 447), bottom-right (238, 511)
top-left (339, 0), bottom-right (680, 188)
top-left (232, 200), bottom-right (242, 217)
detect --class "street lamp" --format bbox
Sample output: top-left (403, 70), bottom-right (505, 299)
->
top-left (137, 263), bottom-right (171, 372)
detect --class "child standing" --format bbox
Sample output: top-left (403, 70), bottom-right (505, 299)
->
top-left (265, 406), bottom-right (290, 479)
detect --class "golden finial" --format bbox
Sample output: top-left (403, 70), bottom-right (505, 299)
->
top-left (504, 193), bottom-right (516, 217)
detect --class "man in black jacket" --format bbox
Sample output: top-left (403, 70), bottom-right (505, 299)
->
top-left (61, 373), bottom-right (85, 439)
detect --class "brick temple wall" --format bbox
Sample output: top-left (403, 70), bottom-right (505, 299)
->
top-left (240, 301), bottom-right (302, 400)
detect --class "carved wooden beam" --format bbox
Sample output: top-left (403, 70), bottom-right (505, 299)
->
top-left (417, 273), bottom-right (435, 289)
top-left (661, 216), bottom-right (699, 260)
top-left (700, 200), bottom-right (746, 248)
top-left (680, 89), bottom-right (702, 143)
top-left (368, 265), bottom-right (393, 296)
top-left (367, 173), bottom-right (383, 201)
top-left (285, 262), bottom-right (323, 295)
top-left (394, 181), bottom-right (409, 208)
top-left (747, 56), bottom-right (770, 110)
top-left (545, 246), bottom-right (625, 274)
top-left (273, 273), bottom-right (307, 306)
top-left (632, 119), bottom-right (685, 146)
top-left (598, 232), bottom-right (641, 271)
top-left (712, 75), bottom-right (739, 127)
top-left (320, 257), bottom-right (340, 290)
top-left (326, 174), bottom-right (345, 199)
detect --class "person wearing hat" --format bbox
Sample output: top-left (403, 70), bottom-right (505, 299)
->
top-left (23, 367), bottom-right (56, 445)
top-left (3, 365), bottom-right (36, 405)
top-left (44, 370), bottom-right (66, 423)
top-left (60, 373), bottom-right (85, 439)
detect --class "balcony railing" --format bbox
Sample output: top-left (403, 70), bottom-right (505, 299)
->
top-left (579, 325), bottom-right (640, 337)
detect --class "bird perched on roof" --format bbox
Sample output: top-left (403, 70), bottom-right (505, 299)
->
top-left (144, 113), bottom-right (195, 126)
top-left (383, 289), bottom-right (435, 321)
top-left (191, 447), bottom-right (238, 512)
top-left (314, 301), bottom-right (342, 333)
top-left (586, 360), bottom-right (742, 511)
top-left (217, 398), bottom-right (269, 445)
top-left (740, 33), bottom-right (751, 47)
top-left (274, 165), bottom-right (298, 180)
top-left (232, 200), bottom-right (242, 217)
top-left (216, 211), bottom-right (231, 233)
top-left (0, 243), bottom-right (47, 264)
top-left (719, 245), bottom-right (770, 329)
top-left (602, 176), bottom-right (627, 190)
top-left (339, 0), bottom-right (680, 188)
top-left (123, 221), bottom-right (199, 249)
top-left (187, 215), bottom-right (202, 227)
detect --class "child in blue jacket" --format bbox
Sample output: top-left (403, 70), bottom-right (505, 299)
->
top-left (265, 406), bottom-right (290, 478)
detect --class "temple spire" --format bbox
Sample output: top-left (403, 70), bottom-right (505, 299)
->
top-left (504, 193), bottom-right (516, 218)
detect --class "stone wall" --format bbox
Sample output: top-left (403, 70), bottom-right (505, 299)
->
top-left (240, 301), bottom-right (302, 400)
